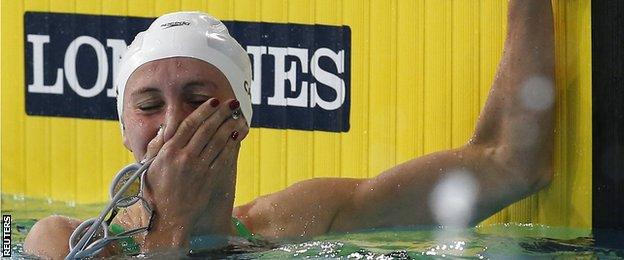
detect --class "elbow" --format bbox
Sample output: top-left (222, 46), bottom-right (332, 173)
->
top-left (483, 142), bottom-right (554, 196)
top-left (502, 150), bottom-right (554, 196)
top-left (517, 148), bottom-right (554, 194)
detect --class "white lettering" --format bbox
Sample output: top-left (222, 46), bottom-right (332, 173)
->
top-left (64, 36), bottom-right (108, 98)
top-left (266, 47), bottom-right (287, 106)
top-left (27, 35), bottom-right (347, 113)
top-left (267, 47), bottom-right (309, 107)
top-left (284, 47), bottom-right (308, 107)
top-left (246, 45), bottom-right (267, 105)
top-left (27, 34), bottom-right (64, 94)
top-left (311, 48), bottom-right (345, 110)
top-left (106, 39), bottom-right (128, 97)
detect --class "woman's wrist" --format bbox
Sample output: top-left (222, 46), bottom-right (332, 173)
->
top-left (139, 203), bottom-right (234, 252)
top-left (192, 214), bottom-right (236, 237)
top-left (192, 204), bottom-right (236, 236)
top-left (141, 216), bottom-right (194, 251)
top-left (140, 214), bottom-right (236, 255)
top-left (193, 190), bottom-right (237, 236)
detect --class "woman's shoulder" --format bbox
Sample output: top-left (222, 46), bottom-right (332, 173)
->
top-left (23, 215), bottom-right (82, 259)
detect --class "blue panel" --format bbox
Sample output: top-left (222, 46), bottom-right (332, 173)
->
top-left (24, 12), bottom-right (351, 132)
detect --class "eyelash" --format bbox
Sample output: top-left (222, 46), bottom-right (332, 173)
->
top-left (137, 97), bottom-right (210, 112)
top-left (189, 96), bottom-right (211, 106)
top-left (137, 103), bottom-right (163, 111)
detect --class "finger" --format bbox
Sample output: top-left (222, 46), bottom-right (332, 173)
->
top-left (143, 125), bottom-right (165, 162)
top-left (196, 118), bottom-right (236, 162)
top-left (187, 99), bottom-right (242, 155)
top-left (201, 117), bottom-right (248, 167)
top-left (208, 131), bottom-right (242, 171)
top-left (166, 98), bottom-right (221, 149)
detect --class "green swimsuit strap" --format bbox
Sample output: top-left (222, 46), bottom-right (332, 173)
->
top-left (232, 216), bottom-right (260, 241)
top-left (109, 223), bottom-right (141, 255)
top-left (110, 217), bottom-right (259, 256)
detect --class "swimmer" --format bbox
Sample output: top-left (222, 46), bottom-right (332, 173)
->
top-left (24, 0), bottom-right (554, 258)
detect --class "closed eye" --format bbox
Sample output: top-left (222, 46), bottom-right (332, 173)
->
top-left (137, 101), bottom-right (164, 112)
top-left (188, 95), bottom-right (211, 108)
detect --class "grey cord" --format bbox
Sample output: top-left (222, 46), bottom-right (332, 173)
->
top-left (65, 157), bottom-right (155, 259)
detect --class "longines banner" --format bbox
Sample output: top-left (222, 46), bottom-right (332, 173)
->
top-left (24, 12), bottom-right (351, 132)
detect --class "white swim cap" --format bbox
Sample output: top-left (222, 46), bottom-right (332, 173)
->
top-left (116, 11), bottom-right (253, 130)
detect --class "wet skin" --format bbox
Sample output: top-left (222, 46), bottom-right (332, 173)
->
top-left (24, 1), bottom-right (555, 258)
top-left (121, 57), bottom-right (250, 250)
top-left (121, 57), bottom-right (243, 162)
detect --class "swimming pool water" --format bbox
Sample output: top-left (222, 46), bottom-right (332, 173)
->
top-left (2, 195), bottom-right (623, 259)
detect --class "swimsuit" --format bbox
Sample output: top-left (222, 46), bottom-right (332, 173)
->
top-left (109, 217), bottom-right (258, 256)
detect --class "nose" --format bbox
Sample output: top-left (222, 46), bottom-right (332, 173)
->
top-left (162, 101), bottom-right (192, 142)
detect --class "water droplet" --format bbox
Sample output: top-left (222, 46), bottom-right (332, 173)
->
top-left (519, 76), bottom-right (554, 111)
top-left (430, 169), bottom-right (478, 228)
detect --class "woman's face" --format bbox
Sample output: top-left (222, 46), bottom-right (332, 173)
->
top-left (122, 57), bottom-right (236, 161)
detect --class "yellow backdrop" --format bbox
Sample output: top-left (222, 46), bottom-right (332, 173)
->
top-left (1, 0), bottom-right (592, 229)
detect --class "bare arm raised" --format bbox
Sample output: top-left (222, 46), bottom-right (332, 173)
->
top-left (235, 0), bottom-right (555, 239)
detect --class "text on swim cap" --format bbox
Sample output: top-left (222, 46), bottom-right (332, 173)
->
top-left (160, 21), bottom-right (191, 29)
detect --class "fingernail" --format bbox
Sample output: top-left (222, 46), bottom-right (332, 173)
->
top-left (231, 131), bottom-right (239, 141)
top-left (229, 100), bottom-right (240, 110)
top-left (210, 98), bottom-right (220, 107)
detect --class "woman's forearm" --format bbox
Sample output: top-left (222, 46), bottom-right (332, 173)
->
top-left (141, 169), bottom-right (238, 253)
top-left (505, 0), bottom-right (555, 76)
top-left (141, 212), bottom-right (194, 251)
top-left (472, 0), bottom-right (555, 190)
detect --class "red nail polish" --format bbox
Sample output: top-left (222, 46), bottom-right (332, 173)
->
top-left (231, 131), bottom-right (239, 140)
top-left (229, 100), bottom-right (240, 110)
top-left (210, 98), bottom-right (220, 107)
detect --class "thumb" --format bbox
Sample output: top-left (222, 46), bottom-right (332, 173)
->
top-left (143, 125), bottom-right (165, 163)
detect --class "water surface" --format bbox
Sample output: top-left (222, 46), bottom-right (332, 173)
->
top-left (2, 195), bottom-right (622, 259)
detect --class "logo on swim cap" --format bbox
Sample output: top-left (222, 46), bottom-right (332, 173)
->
top-left (160, 21), bottom-right (190, 29)
top-left (244, 81), bottom-right (250, 99)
